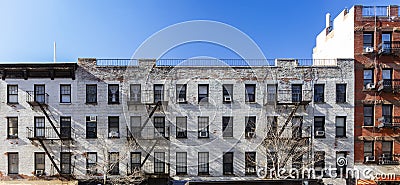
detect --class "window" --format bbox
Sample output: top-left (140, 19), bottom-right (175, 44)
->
top-left (108, 116), bottom-right (119, 138)
top-left (86, 116), bottom-right (97, 138)
top-left (108, 84), bottom-right (119, 104)
top-left (60, 84), bottom-right (71, 103)
top-left (336, 152), bottom-right (347, 177)
top-left (131, 152), bottom-right (141, 173)
top-left (130, 84), bottom-right (141, 102)
top-left (314, 151), bottom-right (325, 176)
top-left (314, 116), bottom-right (325, 138)
top-left (336, 84), bottom-right (346, 103)
top-left (267, 152), bottom-right (277, 173)
top-left (382, 104), bottom-right (393, 126)
top-left (198, 84), bottom-right (209, 103)
top-left (223, 152), bottom-right (234, 175)
top-left (86, 85), bottom-right (97, 103)
top-left (60, 152), bottom-right (71, 174)
top-left (364, 141), bottom-right (374, 162)
top-left (8, 152), bottom-right (18, 174)
top-left (382, 69), bottom-right (392, 89)
top-left (34, 117), bottom-right (45, 137)
top-left (267, 84), bottom-right (277, 103)
top-left (382, 32), bottom-right (392, 53)
top-left (363, 33), bottom-right (373, 49)
top-left (198, 117), bottom-right (209, 138)
top-left (86, 152), bottom-right (97, 175)
top-left (154, 116), bottom-right (166, 138)
top-left (382, 141), bottom-right (393, 159)
top-left (292, 84), bottom-right (302, 102)
top-left (292, 155), bottom-right (302, 170)
top-left (176, 117), bottom-right (187, 138)
top-left (34, 152), bottom-right (45, 172)
top-left (7, 85), bottom-right (18, 104)
top-left (363, 69), bottom-right (374, 87)
top-left (176, 152), bottom-right (187, 175)
top-left (154, 84), bottom-right (164, 103)
top-left (60, 117), bottom-right (71, 139)
top-left (34, 85), bottom-right (46, 103)
top-left (109, 152), bottom-right (119, 175)
top-left (245, 117), bottom-right (256, 138)
top-left (314, 84), bottom-right (324, 103)
top-left (130, 116), bottom-right (141, 138)
top-left (222, 117), bottom-right (233, 137)
top-left (176, 84), bottom-right (187, 103)
top-left (292, 116), bottom-right (303, 138)
top-left (267, 116), bottom-right (277, 136)
top-left (222, 84), bottom-right (233, 103)
top-left (7, 117), bottom-right (18, 139)
top-left (198, 152), bottom-right (209, 175)
top-left (364, 105), bottom-right (374, 126)
top-left (245, 152), bottom-right (256, 175)
top-left (154, 152), bottom-right (165, 174)
top-left (245, 84), bottom-right (256, 102)
top-left (336, 116), bottom-right (346, 137)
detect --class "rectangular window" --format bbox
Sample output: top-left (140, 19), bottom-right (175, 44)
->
top-left (382, 141), bottom-right (393, 159)
top-left (109, 152), bottom-right (119, 175)
top-left (176, 152), bottom-right (187, 175)
top-left (176, 84), bottom-right (187, 103)
top-left (34, 152), bottom-right (45, 172)
top-left (382, 32), bottom-right (392, 53)
top-left (86, 85), bottom-right (97, 103)
top-left (7, 85), bottom-right (18, 104)
top-left (86, 152), bottom-right (97, 175)
top-left (223, 152), bottom-right (234, 175)
top-left (336, 84), bottom-right (346, 103)
top-left (8, 152), bottom-right (18, 174)
top-left (222, 117), bottom-right (233, 137)
top-left (222, 84), bottom-right (233, 103)
top-left (267, 116), bottom-right (277, 136)
top-left (60, 84), bottom-right (71, 103)
top-left (364, 105), bottom-right (374, 126)
top-left (336, 116), bottom-right (346, 137)
top-left (245, 84), bottom-right (256, 102)
top-left (7, 117), bottom-right (18, 139)
top-left (292, 116), bottom-right (303, 138)
top-left (86, 116), bottom-right (97, 138)
top-left (364, 141), bottom-right (374, 162)
top-left (198, 84), bottom-right (209, 103)
top-left (267, 84), bottom-right (277, 103)
top-left (154, 116), bottom-right (166, 138)
top-left (154, 152), bottom-right (165, 174)
top-left (198, 152), bottom-right (209, 175)
top-left (60, 117), bottom-right (71, 139)
top-left (131, 152), bottom-right (141, 173)
top-left (292, 84), bottom-right (302, 102)
top-left (130, 84), bottom-right (141, 102)
top-left (154, 84), bottom-right (164, 103)
top-left (108, 116), bottom-right (119, 138)
top-left (130, 116), bottom-right (141, 138)
top-left (245, 117), bottom-right (256, 138)
top-left (292, 155), bottom-right (302, 170)
top-left (336, 152), bottom-right (347, 177)
top-left (314, 84), bottom-right (324, 103)
top-left (34, 84), bottom-right (46, 103)
top-left (245, 152), bottom-right (256, 175)
top-left (198, 117), bottom-right (209, 138)
top-left (314, 116), bottom-right (325, 138)
top-left (314, 151), bottom-right (325, 176)
top-left (363, 69), bottom-right (374, 86)
top-left (176, 117), bottom-right (187, 138)
top-left (382, 69), bottom-right (392, 89)
top-left (108, 84), bottom-right (119, 104)
top-left (382, 104), bottom-right (393, 126)
top-left (363, 33), bottom-right (373, 49)
top-left (60, 152), bottom-right (71, 174)
top-left (34, 117), bottom-right (45, 138)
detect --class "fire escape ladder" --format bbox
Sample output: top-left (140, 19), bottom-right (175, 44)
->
top-left (278, 103), bottom-right (300, 137)
top-left (140, 101), bottom-right (162, 132)
top-left (37, 139), bottom-right (61, 174)
top-left (140, 139), bottom-right (160, 167)
top-left (37, 103), bottom-right (62, 139)
top-left (280, 138), bottom-right (305, 168)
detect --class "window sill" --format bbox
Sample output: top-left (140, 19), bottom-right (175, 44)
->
top-left (108, 102), bottom-right (120, 105)
top-left (7, 137), bottom-right (18, 139)
top-left (7, 102), bottom-right (19, 105)
top-left (314, 102), bottom-right (326, 104)
top-left (86, 137), bottom-right (98, 139)
top-left (198, 137), bottom-right (210, 139)
top-left (336, 102), bottom-right (348, 104)
top-left (245, 102), bottom-right (257, 104)
top-left (335, 136), bottom-right (347, 139)
top-left (108, 137), bottom-right (120, 139)
top-left (314, 136), bottom-right (326, 139)
top-left (223, 136), bottom-right (234, 139)
top-left (362, 126), bottom-right (375, 128)
top-left (85, 102), bottom-right (98, 105)
top-left (59, 102), bottom-right (72, 105)
top-left (176, 137), bottom-right (188, 139)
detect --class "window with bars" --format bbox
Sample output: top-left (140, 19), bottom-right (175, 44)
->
top-left (86, 85), bottom-right (97, 103)
top-left (336, 84), bottom-right (346, 103)
top-left (176, 152), bottom-right (187, 175)
top-left (7, 117), bottom-right (18, 139)
top-left (245, 117), bottom-right (256, 139)
top-left (154, 84), bottom-right (164, 103)
top-left (86, 152), bottom-right (97, 175)
top-left (222, 117), bottom-right (233, 137)
top-left (198, 84), bottom-right (209, 103)
top-left (131, 152), bottom-right (141, 173)
top-left (108, 84), bottom-right (119, 104)
top-left (223, 152), bottom-right (234, 175)
top-left (245, 152), bottom-right (256, 175)
top-left (86, 116), bottom-right (97, 138)
top-left (176, 84), bottom-right (187, 103)
top-left (61, 152), bottom-right (71, 174)
top-left (176, 117), bottom-right (187, 138)
top-left (314, 84), bottom-right (324, 103)
top-left (109, 152), bottom-right (119, 175)
top-left (222, 84), bottom-right (233, 103)
top-left (336, 116), bottom-right (346, 138)
top-left (245, 84), bottom-right (256, 102)
top-left (7, 85), bottom-right (18, 104)
top-left (108, 116), bottom-right (119, 138)
top-left (364, 105), bottom-right (374, 126)
top-left (60, 84), bottom-right (71, 103)
top-left (198, 117), bottom-right (209, 138)
top-left (8, 152), bottom-right (18, 174)
top-left (198, 152), bottom-right (209, 175)
top-left (34, 152), bottom-right (45, 172)
top-left (154, 152), bottom-right (165, 174)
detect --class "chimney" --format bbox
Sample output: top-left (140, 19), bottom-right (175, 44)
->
top-left (326, 13), bottom-right (331, 28)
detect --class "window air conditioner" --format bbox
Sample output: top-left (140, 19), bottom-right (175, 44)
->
top-left (315, 131), bottom-right (325, 136)
top-left (177, 98), bottom-right (186, 103)
top-left (365, 156), bottom-right (375, 162)
top-left (246, 132), bottom-right (256, 138)
top-left (199, 131), bottom-right (208, 138)
top-left (89, 116), bottom-right (97, 122)
top-left (224, 96), bottom-right (232, 102)
top-left (109, 131), bottom-right (119, 138)
top-left (35, 170), bottom-right (44, 176)
top-left (365, 47), bottom-right (374, 53)
top-left (366, 83), bottom-right (375, 90)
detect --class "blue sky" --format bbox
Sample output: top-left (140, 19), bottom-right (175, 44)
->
top-left (0, 0), bottom-right (399, 62)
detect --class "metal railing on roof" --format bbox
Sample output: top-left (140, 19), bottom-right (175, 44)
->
top-left (297, 59), bottom-right (337, 66)
top-left (362, 6), bottom-right (389, 17)
top-left (96, 59), bottom-right (138, 66)
top-left (156, 59), bottom-right (276, 67)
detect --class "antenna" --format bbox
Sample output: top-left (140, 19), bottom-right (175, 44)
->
top-left (53, 41), bottom-right (56, 63)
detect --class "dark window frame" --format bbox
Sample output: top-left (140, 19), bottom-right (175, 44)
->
top-left (60, 116), bottom-right (71, 139)
top-left (363, 69), bottom-right (374, 87)
top-left (60, 152), bottom-right (71, 174)
top-left (86, 116), bottom-right (97, 139)
top-left (7, 117), bottom-right (18, 139)
top-left (245, 152), bottom-right (256, 175)
top-left (382, 104), bottom-right (393, 126)
top-left (34, 152), bottom-right (45, 172)
top-left (108, 152), bottom-right (119, 175)
top-left (364, 141), bottom-right (374, 161)
top-left (314, 84), bottom-right (325, 103)
top-left (222, 84), bottom-right (233, 104)
top-left (176, 152), bottom-right (187, 175)
top-left (154, 84), bottom-right (164, 103)
top-left (363, 105), bottom-right (374, 126)
top-left (245, 116), bottom-right (256, 139)
top-left (176, 117), bottom-right (187, 138)
top-left (108, 84), bottom-right (120, 104)
top-left (336, 84), bottom-right (347, 103)
top-left (292, 84), bottom-right (302, 102)
top-left (34, 84), bottom-right (46, 103)
top-left (198, 117), bottom-right (209, 138)
top-left (86, 152), bottom-right (97, 175)
top-left (154, 116), bottom-right (166, 138)
top-left (223, 152), bottom-right (234, 175)
top-left (198, 84), bottom-right (209, 103)
top-left (363, 32), bottom-right (374, 49)
top-left (86, 84), bottom-right (97, 104)
top-left (176, 84), bottom-right (187, 103)
top-left (108, 116), bottom-right (120, 138)
top-left (8, 152), bottom-right (18, 175)
top-left (222, 116), bottom-right (233, 138)
top-left (131, 152), bottom-right (141, 173)
top-left (7, 85), bottom-right (18, 104)
top-left (154, 152), bottom-right (165, 174)
top-left (60, 84), bottom-right (71, 103)
top-left (314, 116), bottom-right (325, 138)
top-left (198, 152), bottom-right (209, 175)
top-left (34, 117), bottom-right (45, 138)
top-left (245, 84), bottom-right (256, 103)
top-left (335, 116), bottom-right (346, 138)
top-left (292, 116), bottom-right (303, 139)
